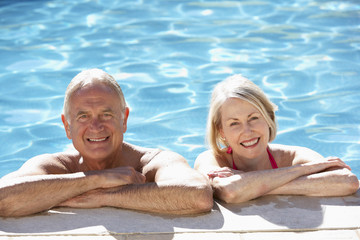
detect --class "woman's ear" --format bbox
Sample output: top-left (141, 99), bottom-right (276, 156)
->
top-left (219, 126), bottom-right (225, 140)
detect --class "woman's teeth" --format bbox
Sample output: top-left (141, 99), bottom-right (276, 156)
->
top-left (241, 138), bottom-right (259, 147)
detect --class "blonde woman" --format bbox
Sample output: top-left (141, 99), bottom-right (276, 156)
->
top-left (195, 74), bottom-right (359, 203)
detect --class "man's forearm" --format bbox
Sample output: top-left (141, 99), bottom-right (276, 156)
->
top-left (0, 173), bottom-right (99, 217)
top-left (82, 181), bottom-right (213, 215)
top-left (107, 182), bottom-right (212, 214)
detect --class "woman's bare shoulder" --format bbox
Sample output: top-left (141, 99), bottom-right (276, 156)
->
top-left (268, 144), bottom-right (298, 167)
top-left (195, 149), bottom-right (230, 170)
top-left (269, 144), bottom-right (323, 166)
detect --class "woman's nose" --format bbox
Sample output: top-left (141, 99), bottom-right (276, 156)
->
top-left (242, 123), bottom-right (252, 134)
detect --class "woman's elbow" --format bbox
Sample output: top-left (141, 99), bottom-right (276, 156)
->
top-left (346, 174), bottom-right (359, 195)
top-left (194, 184), bottom-right (214, 212)
top-left (335, 170), bottom-right (359, 196)
top-left (214, 184), bottom-right (245, 203)
top-left (219, 190), bottom-right (237, 203)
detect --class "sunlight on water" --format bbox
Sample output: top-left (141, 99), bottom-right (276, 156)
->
top-left (0, 0), bottom-right (359, 177)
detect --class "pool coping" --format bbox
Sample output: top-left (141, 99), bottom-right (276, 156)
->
top-left (1, 188), bottom-right (359, 239)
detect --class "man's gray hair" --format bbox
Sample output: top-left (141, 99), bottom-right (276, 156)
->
top-left (63, 68), bottom-right (126, 118)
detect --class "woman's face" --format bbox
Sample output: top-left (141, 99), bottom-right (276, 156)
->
top-left (219, 97), bottom-right (270, 160)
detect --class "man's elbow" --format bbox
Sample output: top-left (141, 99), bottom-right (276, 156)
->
top-left (0, 201), bottom-right (19, 218)
top-left (0, 209), bottom-right (22, 218)
top-left (0, 197), bottom-right (40, 218)
top-left (0, 196), bottom-right (14, 217)
top-left (0, 205), bottom-right (29, 218)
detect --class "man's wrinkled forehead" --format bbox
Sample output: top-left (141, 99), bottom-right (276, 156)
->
top-left (69, 83), bottom-right (124, 108)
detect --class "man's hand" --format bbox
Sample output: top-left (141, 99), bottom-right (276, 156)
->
top-left (90, 166), bottom-right (146, 189)
top-left (57, 167), bottom-right (146, 209)
top-left (57, 188), bottom-right (108, 208)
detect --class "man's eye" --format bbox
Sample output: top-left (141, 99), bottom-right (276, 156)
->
top-left (77, 115), bottom-right (88, 121)
top-left (103, 113), bottom-right (113, 119)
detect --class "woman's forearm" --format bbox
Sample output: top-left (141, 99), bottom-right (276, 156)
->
top-left (267, 168), bottom-right (359, 196)
top-left (211, 165), bottom-right (310, 203)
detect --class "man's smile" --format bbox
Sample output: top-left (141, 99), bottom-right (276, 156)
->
top-left (87, 137), bottom-right (109, 142)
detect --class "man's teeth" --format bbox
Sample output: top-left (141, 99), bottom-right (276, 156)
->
top-left (89, 137), bottom-right (107, 142)
top-left (241, 138), bottom-right (259, 147)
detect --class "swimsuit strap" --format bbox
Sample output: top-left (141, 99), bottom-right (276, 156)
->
top-left (227, 147), bottom-right (239, 170)
top-left (231, 156), bottom-right (238, 171)
top-left (228, 146), bottom-right (278, 170)
top-left (232, 159), bottom-right (238, 170)
top-left (267, 147), bottom-right (278, 169)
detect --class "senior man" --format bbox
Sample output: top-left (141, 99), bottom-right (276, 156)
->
top-left (0, 69), bottom-right (213, 217)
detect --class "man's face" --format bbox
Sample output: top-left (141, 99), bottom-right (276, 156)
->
top-left (62, 83), bottom-right (128, 163)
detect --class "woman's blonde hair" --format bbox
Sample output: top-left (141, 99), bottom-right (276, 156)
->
top-left (63, 68), bottom-right (126, 119)
top-left (206, 74), bottom-right (278, 157)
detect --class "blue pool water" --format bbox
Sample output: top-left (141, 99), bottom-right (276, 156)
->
top-left (0, 0), bottom-right (359, 178)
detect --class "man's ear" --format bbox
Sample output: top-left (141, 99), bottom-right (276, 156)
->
top-left (122, 107), bottom-right (129, 133)
top-left (61, 114), bottom-right (72, 139)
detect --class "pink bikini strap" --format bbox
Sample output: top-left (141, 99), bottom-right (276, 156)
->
top-left (227, 147), bottom-right (238, 170)
top-left (267, 147), bottom-right (278, 169)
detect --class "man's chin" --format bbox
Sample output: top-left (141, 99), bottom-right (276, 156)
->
top-left (82, 150), bottom-right (112, 161)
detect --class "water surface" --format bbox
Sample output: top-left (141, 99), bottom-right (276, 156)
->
top-left (0, 0), bottom-right (359, 177)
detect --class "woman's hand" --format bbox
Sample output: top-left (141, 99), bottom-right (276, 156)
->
top-left (323, 156), bottom-right (352, 170)
top-left (207, 167), bottom-right (243, 179)
top-left (301, 156), bottom-right (352, 175)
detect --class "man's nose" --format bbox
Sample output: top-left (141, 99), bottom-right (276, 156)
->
top-left (89, 118), bottom-right (104, 131)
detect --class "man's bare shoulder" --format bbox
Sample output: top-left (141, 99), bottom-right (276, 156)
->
top-left (51, 150), bottom-right (82, 172)
top-left (3, 150), bottom-right (82, 179)
top-left (122, 142), bottom-right (162, 167)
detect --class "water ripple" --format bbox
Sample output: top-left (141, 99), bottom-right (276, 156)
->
top-left (0, 0), bottom-right (359, 176)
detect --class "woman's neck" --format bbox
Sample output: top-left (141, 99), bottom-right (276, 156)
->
top-left (232, 148), bottom-right (269, 172)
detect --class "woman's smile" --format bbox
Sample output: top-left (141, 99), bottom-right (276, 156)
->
top-left (240, 137), bottom-right (260, 148)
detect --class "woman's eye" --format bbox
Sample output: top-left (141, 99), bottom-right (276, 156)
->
top-left (230, 122), bottom-right (238, 126)
top-left (250, 116), bottom-right (259, 121)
